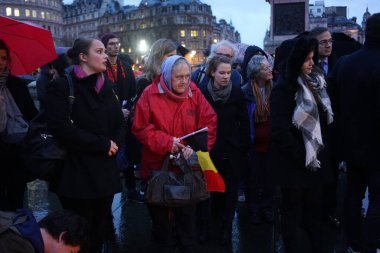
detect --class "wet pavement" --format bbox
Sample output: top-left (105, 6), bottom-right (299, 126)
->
top-left (26, 177), bottom-right (350, 253)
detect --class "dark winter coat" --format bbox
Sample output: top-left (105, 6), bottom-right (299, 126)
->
top-left (0, 75), bottom-right (38, 209)
top-left (45, 72), bottom-right (125, 199)
top-left (269, 75), bottom-right (333, 188)
top-left (328, 38), bottom-right (380, 170)
top-left (201, 84), bottom-right (250, 173)
top-left (0, 76), bottom-right (38, 173)
top-left (105, 59), bottom-right (136, 108)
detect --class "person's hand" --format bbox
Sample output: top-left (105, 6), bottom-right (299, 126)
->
top-left (181, 145), bottom-right (194, 160)
top-left (171, 137), bottom-right (181, 153)
top-left (122, 108), bottom-right (130, 119)
top-left (108, 140), bottom-right (119, 156)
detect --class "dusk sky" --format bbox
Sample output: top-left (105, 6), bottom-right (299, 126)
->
top-left (63, 0), bottom-right (380, 48)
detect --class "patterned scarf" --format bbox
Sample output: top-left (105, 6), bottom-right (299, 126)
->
top-left (105, 58), bottom-right (126, 83)
top-left (292, 71), bottom-right (333, 171)
top-left (0, 69), bottom-right (9, 132)
top-left (207, 79), bottom-right (232, 104)
top-left (73, 65), bottom-right (104, 93)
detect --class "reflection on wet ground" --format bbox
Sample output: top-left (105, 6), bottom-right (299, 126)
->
top-left (27, 179), bottom-right (348, 253)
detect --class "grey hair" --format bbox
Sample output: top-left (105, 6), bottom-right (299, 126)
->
top-left (208, 40), bottom-right (238, 62)
top-left (246, 55), bottom-right (267, 80)
top-left (172, 57), bottom-right (191, 71)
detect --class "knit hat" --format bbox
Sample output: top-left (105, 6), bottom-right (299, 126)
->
top-left (100, 33), bottom-right (117, 47)
top-left (365, 13), bottom-right (380, 41)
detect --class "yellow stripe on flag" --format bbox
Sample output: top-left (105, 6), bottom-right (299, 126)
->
top-left (196, 151), bottom-right (225, 192)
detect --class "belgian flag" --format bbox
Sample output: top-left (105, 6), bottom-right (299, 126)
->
top-left (181, 128), bottom-right (225, 192)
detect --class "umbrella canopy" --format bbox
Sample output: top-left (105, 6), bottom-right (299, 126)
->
top-left (0, 15), bottom-right (57, 75)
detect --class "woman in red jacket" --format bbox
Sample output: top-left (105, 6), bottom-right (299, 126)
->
top-left (132, 55), bottom-right (216, 252)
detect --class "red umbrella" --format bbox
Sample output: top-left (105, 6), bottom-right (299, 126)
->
top-left (0, 15), bottom-right (57, 75)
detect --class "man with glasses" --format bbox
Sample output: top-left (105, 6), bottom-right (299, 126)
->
top-left (309, 27), bottom-right (341, 231)
top-left (191, 40), bottom-right (243, 88)
top-left (309, 27), bottom-right (335, 75)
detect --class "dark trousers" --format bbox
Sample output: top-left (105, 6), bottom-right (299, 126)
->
top-left (59, 195), bottom-right (114, 253)
top-left (148, 204), bottom-right (196, 253)
top-left (246, 152), bottom-right (275, 214)
top-left (280, 187), bottom-right (325, 253)
top-left (211, 157), bottom-right (239, 228)
top-left (345, 167), bottom-right (380, 253)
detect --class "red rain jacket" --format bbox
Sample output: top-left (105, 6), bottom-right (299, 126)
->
top-left (132, 76), bottom-right (217, 180)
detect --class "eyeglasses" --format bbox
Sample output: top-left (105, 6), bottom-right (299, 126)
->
top-left (108, 42), bottom-right (121, 47)
top-left (216, 52), bottom-right (233, 59)
top-left (318, 39), bottom-right (334, 46)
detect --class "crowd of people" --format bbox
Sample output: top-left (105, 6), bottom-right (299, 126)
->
top-left (0, 12), bottom-right (379, 253)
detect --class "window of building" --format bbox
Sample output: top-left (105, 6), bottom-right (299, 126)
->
top-left (202, 30), bottom-right (206, 37)
top-left (6, 7), bottom-right (12, 16)
top-left (140, 23), bottom-right (147, 29)
top-left (190, 30), bottom-right (198, 37)
top-left (173, 6), bottom-right (179, 11)
top-left (46, 12), bottom-right (50, 19)
top-left (41, 11), bottom-right (45, 19)
top-left (180, 30), bottom-right (186, 37)
top-left (32, 10), bottom-right (37, 18)
top-left (317, 9), bottom-right (321, 13)
top-left (14, 8), bottom-right (20, 17)
top-left (25, 9), bottom-right (30, 17)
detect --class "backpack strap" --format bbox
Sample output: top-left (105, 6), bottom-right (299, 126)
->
top-left (65, 74), bottom-right (75, 124)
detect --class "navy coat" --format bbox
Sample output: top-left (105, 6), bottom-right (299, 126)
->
top-left (328, 39), bottom-right (380, 170)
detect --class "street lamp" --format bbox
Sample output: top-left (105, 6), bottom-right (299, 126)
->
top-left (138, 39), bottom-right (148, 54)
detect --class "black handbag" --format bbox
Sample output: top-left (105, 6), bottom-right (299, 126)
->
top-left (24, 74), bottom-right (75, 181)
top-left (145, 153), bottom-right (209, 207)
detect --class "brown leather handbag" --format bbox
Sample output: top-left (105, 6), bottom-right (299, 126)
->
top-left (145, 153), bottom-right (209, 207)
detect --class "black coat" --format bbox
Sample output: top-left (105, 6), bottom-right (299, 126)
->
top-left (0, 75), bottom-right (38, 210)
top-left (201, 84), bottom-right (250, 173)
top-left (0, 75), bottom-right (38, 164)
top-left (328, 39), bottom-right (380, 170)
top-left (45, 73), bottom-right (125, 199)
top-left (269, 76), bottom-right (333, 188)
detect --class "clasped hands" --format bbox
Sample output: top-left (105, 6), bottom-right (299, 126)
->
top-left (171, 137), bottom-right (193, 159)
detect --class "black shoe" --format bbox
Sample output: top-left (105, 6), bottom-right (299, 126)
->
top-left (328, 215), bottom-right (341, 229)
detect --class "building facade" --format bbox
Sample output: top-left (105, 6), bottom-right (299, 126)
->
top-left (0, 0), bottom-right (64, 45)
top-left (0, 0), bottom-right (239, 66)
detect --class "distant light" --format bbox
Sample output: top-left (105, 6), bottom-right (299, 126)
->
top-left (190, 50), bottom-right (196, 57)
top-left (138, 40), bottom-right (148, 53)
top-left (121, 48), bottom-right (125, 53)
top-left (213, 39), bottom-right (218, 43)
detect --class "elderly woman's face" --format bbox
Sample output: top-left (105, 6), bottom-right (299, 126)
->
top-left (258, 59), bottom-right (273, 82)
top-left (0, 49), bottom-right (8, 73)
top-left (171, 62), bottom-right (190, 95)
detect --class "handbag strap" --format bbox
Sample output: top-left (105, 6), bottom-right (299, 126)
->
top-left (161, 155), bottom-right (171, 171)
top-left (65, 74), bottom-right (75, 123)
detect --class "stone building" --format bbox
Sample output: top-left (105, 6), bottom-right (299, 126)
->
top-left (96, 0), bottom-right (240, 65)
top-left (0, 0), bottom-right (239, 66)
top-left (0, 0), bottom-right (65, 45)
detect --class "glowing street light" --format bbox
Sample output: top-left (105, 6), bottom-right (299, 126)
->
top-left (138, 39), bottom-right (148, 53)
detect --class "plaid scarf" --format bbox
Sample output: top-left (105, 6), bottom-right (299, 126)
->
top-left (292, 72), bottom-right (333, 171)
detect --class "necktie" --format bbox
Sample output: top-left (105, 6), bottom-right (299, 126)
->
top-left (319, 61), bottom-right (328, 75)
